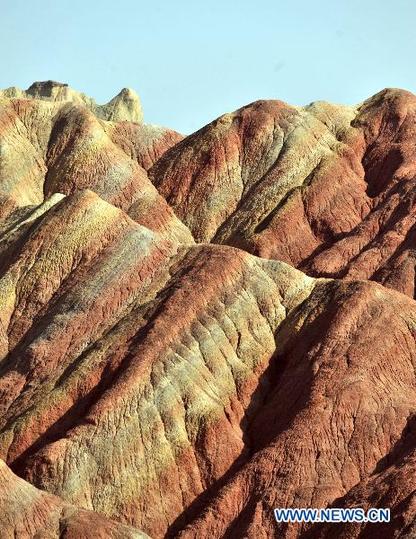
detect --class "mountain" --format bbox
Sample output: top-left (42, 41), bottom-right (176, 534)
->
top-left (0, 80), bottom-right (144, 122)
top-left (150, 89), bottom-right (416, 298)
top-left (0, 81), bottom-right (415, 538)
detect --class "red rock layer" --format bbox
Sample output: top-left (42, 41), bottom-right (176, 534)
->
top-left (0, 84), bottom-right (415, 538)
top-left (107, 121), bottom-right (184, 171)
top-left (0, 459), bottom-right (148, 538)
top-left (304, 415), bottom-right (416, 538)
top-left (150, 89), bottom-right (416, 299)
top-left (0, 190), bottom-right (414, 537)
top-left (173, 281), bottom-right (416, 538)
top-left (0, 85), bottom-right (191, 244)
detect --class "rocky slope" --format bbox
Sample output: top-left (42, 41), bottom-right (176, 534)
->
top-left (0, 81), bottom-right (415, 538)
top-left (0, 459), bottom-right (148, 538)
top-left (150, 89), bottom-right (416, 299)
top-left (0, 80), bottom-right (144, 123)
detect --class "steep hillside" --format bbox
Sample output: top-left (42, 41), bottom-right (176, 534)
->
top-left (150, 89), bottom-right (416, 298)
top-left (0, 82), bottom-right (415, 538)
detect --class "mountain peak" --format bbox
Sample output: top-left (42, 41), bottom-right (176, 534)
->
top-left (0, 80), bottom-right (143, 123)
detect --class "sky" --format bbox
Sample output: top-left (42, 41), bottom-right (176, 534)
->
top-left (1, 0), bottom-right (415, 134)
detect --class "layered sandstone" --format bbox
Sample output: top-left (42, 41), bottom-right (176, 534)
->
top-left (0, 83), bottom-right (415, 538)
top-left (150, 89), bottom-right (416, 299)
top-left (0, 81), bottom-right (190, 244)
top-left (0, 459), bottom-right (148, 538)
top-left (0, 80), bottom-right (144, 123)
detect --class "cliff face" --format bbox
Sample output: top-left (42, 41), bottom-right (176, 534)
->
top-left (0, 82), bottom-right (415, 538)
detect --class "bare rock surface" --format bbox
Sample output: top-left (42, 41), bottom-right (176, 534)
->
top-left (0, 458), bottom-right (149, 538)
top-left (150, 89), bottom-right (416, 299)
top-left (0, 82), bottom-right (191, 244)
top-left (304, 415), bottom-right (416, 538)
top-left (0, 83), bottom-right (416, 538)
top-left (0, 80), bottom-right (144, 123)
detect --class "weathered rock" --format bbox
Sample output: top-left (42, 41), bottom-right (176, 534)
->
top-left (1, 83), bottom-right (416, 539)
top-left (107, 121), bottom-right (183, 171)
top-left (0, 87), bottom-right (192, 244)
top-left (0, 190), bottom-right (315, 535)
top-left (0, 191), bottom-right (415, 537)
top-left (304, 415), bottom-right (416, 538)
top-left (172, 280), bottom-right (416, 538)
top-left (150, 89), bottom-right (416, 299)
top-left (0, 80), bottom-right (144, 122)
top-left (0, 459), bottom-right (149, 538)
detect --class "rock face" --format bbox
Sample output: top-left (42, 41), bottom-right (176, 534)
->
top-left (1, 80), bottom-right (144, 122)
top-left (150, 89), bottom-right (416, 299)
top-left (0, 84), bottom-right (415, 538)
top-left (0, 459), bottom-right (149, 538)
top-left (0, 81), bottom-right (191, 243)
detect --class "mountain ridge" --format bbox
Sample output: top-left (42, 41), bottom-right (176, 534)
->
top-left (0, 82), bottom-right (415, 538)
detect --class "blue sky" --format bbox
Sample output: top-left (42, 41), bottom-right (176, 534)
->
top-left (2, 0), bottom-right (415, 133)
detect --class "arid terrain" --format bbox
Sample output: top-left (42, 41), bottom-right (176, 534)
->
top-left (0, 81), bottom-right (415, 538)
